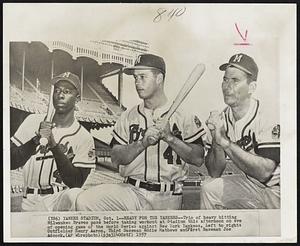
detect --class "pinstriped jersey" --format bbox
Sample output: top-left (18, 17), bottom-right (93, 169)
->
top-left (112, 101), bottom-right (206, 183)
top-left (207, 98), bottom-right (280, 187)
top-left (11, 114), bottom-right (96, 190)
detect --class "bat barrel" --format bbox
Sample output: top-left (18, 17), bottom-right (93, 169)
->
top-left (165, 63), bottom-right (206, 121)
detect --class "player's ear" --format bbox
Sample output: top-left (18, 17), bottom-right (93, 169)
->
top-left (156, 73), bottom-right (164, 86)
top-left (248, 81), bottom-right (257, 94)
top-left (75, 93), bottom-right (80, 103)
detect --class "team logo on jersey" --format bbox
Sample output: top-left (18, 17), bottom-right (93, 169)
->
top-left (171, 123), bottom-right (182, 138)
top-left (272, 124), bottom-right (280, 140)
top-left (194, 116), bottom-right (202, 128)
top-left (37, 142), bottom-right (75, 160)
top-left (53, 170), bottom-right (63, 184)
top-left (66, 146), bottom-right (75, 160)
top-left (129, 124), bottom-right (145, 143)
top-left (236, 130), bottom-right (253, 149)
top-left (56, 142), bottom-right (75, 160)
top-left (88, 149), bottom-right (95, 160)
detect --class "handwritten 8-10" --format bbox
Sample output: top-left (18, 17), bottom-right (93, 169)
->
top-left (153, 7), bottom-right (186, 23)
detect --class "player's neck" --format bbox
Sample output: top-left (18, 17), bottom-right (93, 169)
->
top-left (52, 110), bottom-right (75, 128)
top-left (144, 91), bottom-right (167, 110)
top-left (231, 98), bottom-right (251, 121)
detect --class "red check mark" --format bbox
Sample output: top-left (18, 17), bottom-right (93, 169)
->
top-left (234, 23), bottom-right (250, 45)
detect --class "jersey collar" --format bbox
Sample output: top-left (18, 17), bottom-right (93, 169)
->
top-left (139, 99), bottom-right (172, 120)
top-left (52, 119), bottom-right (80, 135)
top-left (226, 98), bottom-right (259, 139)
top-left (227, 98), bottom-right (258, 126)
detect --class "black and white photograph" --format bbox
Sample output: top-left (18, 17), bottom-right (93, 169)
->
top-left (3, 3), bottom-right (296, 243)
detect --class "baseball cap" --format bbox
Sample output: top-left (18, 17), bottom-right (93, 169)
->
top-left (123, 54), bottom-right (166, 75)
top-left (51, 72), bottom-right (81, 96)
top-left (219, 53), bottom-right (258, 81)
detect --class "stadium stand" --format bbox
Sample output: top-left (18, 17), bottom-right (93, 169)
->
top-left (10, 80), bottom-right (118, 125)
top-left (77, 99), bottom-right (108, 114)
top-left (87, 80), bottom-right (125, 115)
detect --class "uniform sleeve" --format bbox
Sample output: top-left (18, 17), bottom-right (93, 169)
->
top-left (111, 110), bottom-right (129, 145)
top-left (253, 115), bottom-right (280, 164)
top-left (72, 131), bottom-right (96, 169)
top-left (253, 112), bottom-right (280, 187)
top-left (182, 114), bottom-right (206, 145)
top-left (201, 122), bottom-right (213, 152)
top-left (11, 114), bottom-right (43, 146)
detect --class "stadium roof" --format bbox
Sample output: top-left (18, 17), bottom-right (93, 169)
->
top-left (9, 41), bottom-right (150, 127)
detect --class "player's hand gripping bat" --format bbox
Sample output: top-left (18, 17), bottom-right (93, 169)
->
top-left (39, 85), bottom-right (55, 146)
top-left (147, 63), bottom-right (206, 145)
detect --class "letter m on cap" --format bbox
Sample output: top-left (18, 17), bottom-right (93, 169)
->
top-left (62, 72), bottom-right (71, 78)
top-left (135, 55), bottom-right (141, 65)
top-left (233, 54), bottom-right (243, 63)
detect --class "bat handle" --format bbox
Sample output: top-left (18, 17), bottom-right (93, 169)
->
top-left (39, 137), bottom-right (48, 146)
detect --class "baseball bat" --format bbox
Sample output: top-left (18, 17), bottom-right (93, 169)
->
top-left (148, 63), bottom-right (206, 145)
top-left (39, 85), bottom-right (55, 146)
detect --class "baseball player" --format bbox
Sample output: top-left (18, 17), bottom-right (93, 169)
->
top-left (69, 54), bottom-right (206, 211)
top-left (10, 72), bottom-right (95, 211)
top-left (201, 53), bottom-right (280, 209)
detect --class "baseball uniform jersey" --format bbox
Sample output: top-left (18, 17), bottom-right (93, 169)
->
top-left (112, 101), bottom-right (206, 185)
top-left (201, 98), bottom-right (280, 209)
top-left (11, 113), bottom-right (96, 211)
top-left (221, 98), bottom-right (280, 186)
top-left (72, 100), bottom-right (206, 211)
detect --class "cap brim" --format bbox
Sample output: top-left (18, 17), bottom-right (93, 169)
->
top-left (51, 77), bottom-right (75, 86)
top-left (219, 63), bottom-right (229, 71)
top-left (123, 66), bottom-right (163, 75)
top-left (219, 63), bottom-right (252, 76)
